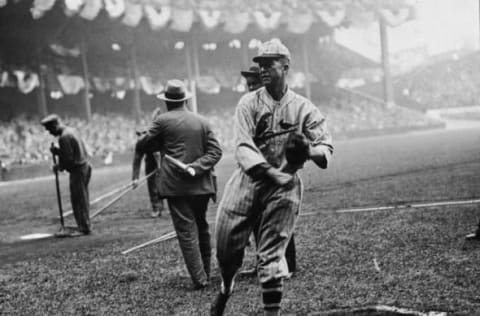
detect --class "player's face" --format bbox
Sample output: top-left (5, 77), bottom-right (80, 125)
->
top-left (246, 77), bottom-right (262, 92)
top-left (258, 58), bottom-right (287, 87)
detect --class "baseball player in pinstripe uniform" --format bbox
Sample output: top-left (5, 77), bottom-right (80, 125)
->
top-left (211, 39), bottom-right (333, 316)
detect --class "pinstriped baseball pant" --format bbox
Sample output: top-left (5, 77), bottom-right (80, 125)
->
top-left (215, 168), bottom-right (302, 284)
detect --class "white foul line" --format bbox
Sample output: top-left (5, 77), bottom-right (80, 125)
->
top-left (301, 198), bottom-right (480, 216)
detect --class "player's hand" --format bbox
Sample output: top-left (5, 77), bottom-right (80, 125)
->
top-left (184, 164), bottom-right (196, 177)
top-left (52, 164), bottom-right (60, 173)
top-left (132, 179), bottom-right (139, 189)
top-left (280, 161), bottom-right (303, 175)
top-left (265, 167), bottom-right (293, 187)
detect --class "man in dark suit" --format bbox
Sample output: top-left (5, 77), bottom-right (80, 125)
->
top-left (139, 79), bottom-right (222, 289)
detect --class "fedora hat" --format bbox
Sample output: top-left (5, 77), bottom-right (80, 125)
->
top-left (157, 79), bottom-right (192, 102)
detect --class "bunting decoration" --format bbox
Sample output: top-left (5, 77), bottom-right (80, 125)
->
top-left (198, 9), bottom-right (221, 29)
top-left (286, 10), bottom-right (314, 34)
top-left (317, 7), bottom-right (346, 27)
top-left (30, 0), bottom-right (56, 19)
top-left (223, 11), bottom-right (250, 34)
top-left (139, 76), bottom-right (164, 95)
top-left (144, 5), bottom-right (171, 30)
top-left (169, 7), bottom-right (194, 32)
top-left (24, 0), bottom-right (415, 34)
top-left (79, 0), bottom-right (102, 20)
top-left (13, 71), bottom-right (39, 94)
top-left (252, 10), bottom-right (282, 32)
top-left (50, 43), bottom-right (81, 57)
top-left (380, 7), bottom-right (412, 27)
top-left (57, 74), bottom-right (85, 94)
top-left (122, 2), bottom-right (143, 27)
top-left (64, 0), bottom-right (84, 16)
top-left (104, 0), bottom-right (125, 19)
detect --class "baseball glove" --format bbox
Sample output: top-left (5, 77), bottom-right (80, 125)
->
top-left (285, 133), bottom-right (310, 165)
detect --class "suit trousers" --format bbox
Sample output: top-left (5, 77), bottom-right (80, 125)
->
top-left (70, 163), bottom-right (91, 233)
top-left (167, 195), bottom-right (212, 286)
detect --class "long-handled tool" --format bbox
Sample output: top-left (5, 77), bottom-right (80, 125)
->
top-left (121, 231), bottom-right (177, 255)
top-left (60, 181), bottom-right (133, 218)
top-left (90, 170), bottom-right (156, 219)
top-left (51, 142), bottom-right (65, 229)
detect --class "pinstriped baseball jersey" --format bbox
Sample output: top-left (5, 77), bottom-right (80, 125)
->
top-left (235, 86), bottom-right (333, 171)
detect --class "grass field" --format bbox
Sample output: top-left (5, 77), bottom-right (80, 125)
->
top-left (1, 126), bottom-right (480, 315)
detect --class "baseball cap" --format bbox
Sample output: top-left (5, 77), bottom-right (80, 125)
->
top-left (252, 38), bottom-right (291, 63)
top-left (240, 65), bottom-right (260, 78)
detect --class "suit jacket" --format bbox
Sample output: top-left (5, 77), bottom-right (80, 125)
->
top-left (140, 108), bottom-right (222, 198)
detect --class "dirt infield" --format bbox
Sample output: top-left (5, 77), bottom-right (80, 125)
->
top-left (1, 126), bottom-right (480, 315)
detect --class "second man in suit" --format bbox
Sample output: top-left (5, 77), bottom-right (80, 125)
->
top-left (139, 79), bottom-right (223, 289)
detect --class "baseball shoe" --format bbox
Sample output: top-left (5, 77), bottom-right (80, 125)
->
top-left (210, 291), bottom-right (230, 316)
top-left (151, 210), bottom-right (161, 218)
top-left (465, 232), bottom-right (480, 241)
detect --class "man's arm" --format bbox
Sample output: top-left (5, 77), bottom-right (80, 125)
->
top-left (303, 104), bottom-right (334, 169)
top-left (235, 99), bottom-right (293, 186)
top-left (187, 123), bottom-right (223, 176)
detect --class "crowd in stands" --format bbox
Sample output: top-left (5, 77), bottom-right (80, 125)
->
top-left (394, 51), bottom-right (480, 109)
top-left (0, 94), bottom-right (440, 170)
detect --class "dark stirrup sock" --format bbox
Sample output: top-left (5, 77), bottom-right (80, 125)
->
top-left (261, 279), bottom-right (283, 313)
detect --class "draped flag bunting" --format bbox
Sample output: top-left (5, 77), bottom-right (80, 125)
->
top-left (169, 8), bottom-right (194, 32)
top-left (144, 5), bottom-right (171, 30)
top-left (64, 0), bottom-right (84, 16)
top-left (0, 71), bottom-right (16, 88)
top-left (26, 0), bottom-right (415, 34)
top-left (198, 9), bottom-right (221, 29)
top-left (286, 10), bottom-right (314, 34)
top-left (31, 0), bottom-right (56, 19)
top-left (57, 74), bottom-right (85, 94)
top-left (317, 7), bottom-right (346, 27)
top-left (122, 2), bottom-right (143, 27)
top-left (79, 0), bottom-right (102, 20)
top-left (50, 43), bottom-right (81, 57)
top-left (92, 77), bottom-right (111, 93)
top-left (223, 11), bottom-right (250, 34)
top-left (104, 0), bottom-right (125, 19)
top-left (13, 71), bottom-right (39, 94)
top-left (139, 76), bottom-right (164, 95)
top-left (380, 8), bottom-right (412, 27)
top-left (252, 10), bottom-right (282, 32)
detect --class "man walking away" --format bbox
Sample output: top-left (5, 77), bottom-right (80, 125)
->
top-left (139, 79), bottom-right (223, 290)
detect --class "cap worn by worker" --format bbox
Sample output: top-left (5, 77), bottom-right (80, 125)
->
top-left (241, 66), bottom-right (261, 78)
top-left (157, 79), bottom-right (192, 102)
top-left (40, 114), bottom-right (60, 126)
top-left (252, 38), bottom-right (291, 63)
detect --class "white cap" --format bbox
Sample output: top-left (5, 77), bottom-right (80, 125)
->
top-left (253, 38), bottom-right (291, 63)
